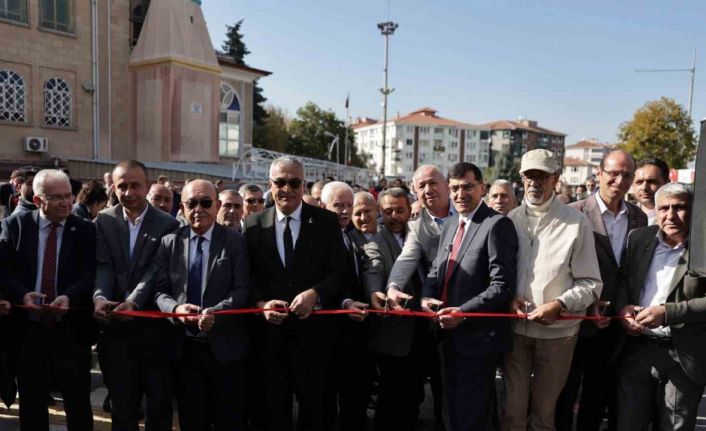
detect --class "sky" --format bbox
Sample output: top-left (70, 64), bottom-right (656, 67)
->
top-left (201, 0), bottom-right (706, 145)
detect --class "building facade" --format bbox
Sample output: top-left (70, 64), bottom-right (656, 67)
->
top-left (0, 0), bottom-right (269, 177)
top-left (564, 139), bottom-right (613, 165)
top-left (353, 107), bottom-right (489, 179)
top-left (562, 157), bottom-right (596, 186)
top-left (480, 119), bottom-right (566, 179)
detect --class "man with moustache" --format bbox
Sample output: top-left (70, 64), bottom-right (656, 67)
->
top-left (632, 158), bottom-right (669, 225)
top-left (320, 181), bottom-right (371, 431)
top-left (10, 169), bottom-right (37, 216)
top-left (364, 188), bottom-right (425, 429)
top-left (245, 157), bottom-right (346, 430)
top-left (349, 191), bottom-right (378, 247)
top-left (502, 149), bottom-right (602, 431)
top-left (556, 150), bottom-right (647, 431)
top-left (422, 162), bottom-right (518, 430)
top-left (93, 160), bottom-right (179, 431)
top-left (216, 189), bottom-right (244, 232)
top-left (147, 183), bottom-right (174, 214)
top-left (128, 180), bottom-right (250, 430)
top-left (487, 179), bottom-right (517, 215)
top-left (615, 183), bottom-right (706, 430)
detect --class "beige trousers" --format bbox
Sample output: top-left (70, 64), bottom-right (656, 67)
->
top-left (501, 332), bottom-right (578, 431)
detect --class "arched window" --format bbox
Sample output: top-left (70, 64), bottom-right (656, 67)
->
top-left (44, 77), bottom-right (71, 127)
top-left (0, 69), bottom-right (26, 123)
top-left (219, 82), bottom-right (241, 157)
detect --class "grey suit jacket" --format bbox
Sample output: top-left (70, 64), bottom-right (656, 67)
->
top-left (616, 225), bottom-right (706, 384)
top-left (571, 195), bottom-right (647, 336)
top-left (94, 204), bottom-right (179, 305)
top-left (364, 226), bottom-right (421, 356)
top-left (129, 223), bottom-right (250, 364)
top-left (386, 208), bottom-right (442, 293)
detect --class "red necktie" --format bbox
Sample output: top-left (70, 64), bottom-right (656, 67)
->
top-left (441, 220), bottom-right (466, 305)
top-left (40, 222), bottom-right (58, 303)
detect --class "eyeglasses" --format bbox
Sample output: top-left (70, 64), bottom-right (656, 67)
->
top-left (183, 198), bottom-right (214, 210)
top-left (270, 178), bottom-right (303, 189)
top-left (601, 170), bottom-right (634, 180)
top-left (522, 173), bottom-right (551, 183)
top-left (40, 194), bottom-right (73, 202)
top-left (245, 197), bottom-right (265, 205)
top-left (449, 183), bottom-right (478, 193)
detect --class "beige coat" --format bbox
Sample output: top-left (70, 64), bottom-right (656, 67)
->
top-left (508, 197), bottom-right (603, 339)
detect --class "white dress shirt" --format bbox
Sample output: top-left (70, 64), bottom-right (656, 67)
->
top-left (640, 232), bottom-right (686, 337)
top-left (123, 204), bottom-right (149, 258)
top-left (275, 202), bottom-right (303, 267)
top-left (189, 224), bottom-right (214, 300)
top-left (595, 194), bottom-right (629, 265)
top-left (34, 211), bottom-right (66, 294)
top-left (393, 232), bottom-right (404, 248)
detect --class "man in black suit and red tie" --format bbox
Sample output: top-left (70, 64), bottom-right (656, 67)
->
top-left (0, 169), bottom-right (96, 430)
top-left (245, 156), bottom-right (347, 430)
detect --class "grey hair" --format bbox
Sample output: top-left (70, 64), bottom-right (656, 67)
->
top-left (412, 164), bottom-right (445, 186)
top-left (378, 187), bottom-right (411, 207)
top-left (219, 189), bottom-right (241, 200)
top-left (655, 182), bottom-right (692, 204)
top-left (320, 181), bottom-right (354, 205)
top-left (492, 179), bottom-right (513, 189)
top-left (33, 169), bottom-right (70, 197)
top-left (353, 191), bottom-right (376, 207)
top-left (238, 183), bottom-right (263, 196)
top-left (269, 156), bottom-right (306, 179)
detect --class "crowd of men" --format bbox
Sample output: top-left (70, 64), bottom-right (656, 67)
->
top-left (0, 148), bottom-right (703, 431)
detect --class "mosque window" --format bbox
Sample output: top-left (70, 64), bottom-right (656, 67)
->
top-left (44, 77), bottom-right (71, 127)
top-left (0, 69), bottom-right (26, 123)
top-left (219, 82), bottom-right (241, 157)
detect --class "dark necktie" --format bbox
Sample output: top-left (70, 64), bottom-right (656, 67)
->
top-left (187, 236), bottom-right (205, 308)
top-left (284, 216), bottom-right (294, 268)
top-left (441, 220), bottom-right (466, 305)
top-left (40, 222), bottom-right (59, 303)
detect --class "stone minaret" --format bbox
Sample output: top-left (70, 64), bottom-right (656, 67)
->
top-left (129, 0), bottom-right (221, 162)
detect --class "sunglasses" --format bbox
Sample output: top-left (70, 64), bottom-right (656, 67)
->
top-left (183, 198), bottom-right (214, 210)
top-left (245, 197), bottom-right (265, 205)
top-left (270, 178), bottom-right (303, 189)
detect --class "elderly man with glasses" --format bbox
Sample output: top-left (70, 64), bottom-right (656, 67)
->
top-left (502, 149), bottom-right (603, 431)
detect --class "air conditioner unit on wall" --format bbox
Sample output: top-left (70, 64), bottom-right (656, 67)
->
top-left (24, 137), bottom-right (49, 153)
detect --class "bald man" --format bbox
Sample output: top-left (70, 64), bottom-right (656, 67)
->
top-left (147, 183), bottom-right (174, 214)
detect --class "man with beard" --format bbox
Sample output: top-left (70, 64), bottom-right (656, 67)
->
top-left (502, 149), bottom-right (602, 431)
top-left (632, 158), bottom-right (669, 225)
top-left (216, 190), bottom-right (244, 232)
top-left (10, 169), bottom-right (37, 216)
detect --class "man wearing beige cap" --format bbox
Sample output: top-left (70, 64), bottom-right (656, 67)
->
top-left (502, 149), bottom-right (603, 431)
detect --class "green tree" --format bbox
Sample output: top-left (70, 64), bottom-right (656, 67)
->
top-left (286, 102), bottom-right (367, 168)
top-left (617, 97), bottom-right (696, 169)
top-left (253, 105), bottom-right (289, 153)
top-left (221, 20), bottom-right (268, 126)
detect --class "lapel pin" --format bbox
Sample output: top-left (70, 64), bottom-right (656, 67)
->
top-left (143, 233), bottom-right (148, 238)
top-left (308, 217), bottom-right (313, 224)
top-left (70, 227), bottom-right (76, 232)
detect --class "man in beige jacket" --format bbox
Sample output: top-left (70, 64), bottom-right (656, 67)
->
top-left (502, 149), bottom-right (603, 431)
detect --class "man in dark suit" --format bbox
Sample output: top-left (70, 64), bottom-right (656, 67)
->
top-left (615, 183), bottom-right (706, 430)
top-left (0, 169), bottom-right (96, 430)
top-left (320, 181), bottom-right (370, 431)
top-left (93, 160), bottom-right (179, 431)
top-left (556, 149), bottom-right (647, 431)
top-left (363, 188), bottom-right (425, 430)
top-left (421, 162), bottom-right (518, 430)
top-left (245, 156), bottom-right (346, 430)
top-left (128, 179), bottom-right (250, 430)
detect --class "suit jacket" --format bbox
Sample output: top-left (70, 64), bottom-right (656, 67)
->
top-left (71, 203), bottom-right (91, 220)
top-left (344, 227), bottom-right (370, 303)
top-left (386, 207), bottom-right (443, 293)
top-left (10, 197), bottom-right (36, 216)
top-left (571, 195), bottom-right (647, 336)
top-left (0, 210), bottom-right (96, 343)
top-left (364, 225), bottom-right (421, 356)
top-left (129, 223), bottom-right (250, 364)
top-left (245, 203), bottom-right (346, 308)
top-left (94, 204), bottom-right (179, 306)
top-left (616, 225), bottom-right (706, 384)
top-left (423, 202), bottom-right (518, 356)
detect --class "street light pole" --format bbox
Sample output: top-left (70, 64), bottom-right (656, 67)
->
top-left (635, 50), bottom-right (696, 118)
top-left (378, 21), bottom-right (398, 178)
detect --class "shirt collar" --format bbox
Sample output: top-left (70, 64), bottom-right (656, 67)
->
top-left (275, 202), bottom-right (303, 222)
top-left (38, 210), bottom-right (67, 228)
top-left (656, 230), bottom-right (687, 251)
top-left (123, 204), bottom-right (149, 226)
top-left (190, 223), bottom-right (215, 243)
top-left (595, 193), bottom-right (627, 216)
top-left (458, 200), bottom-right (482, 225)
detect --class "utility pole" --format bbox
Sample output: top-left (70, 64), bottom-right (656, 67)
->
top-left (377, 21), bottom-right (398, 178)
top-left (635, 51), bottom-right (696, 117)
